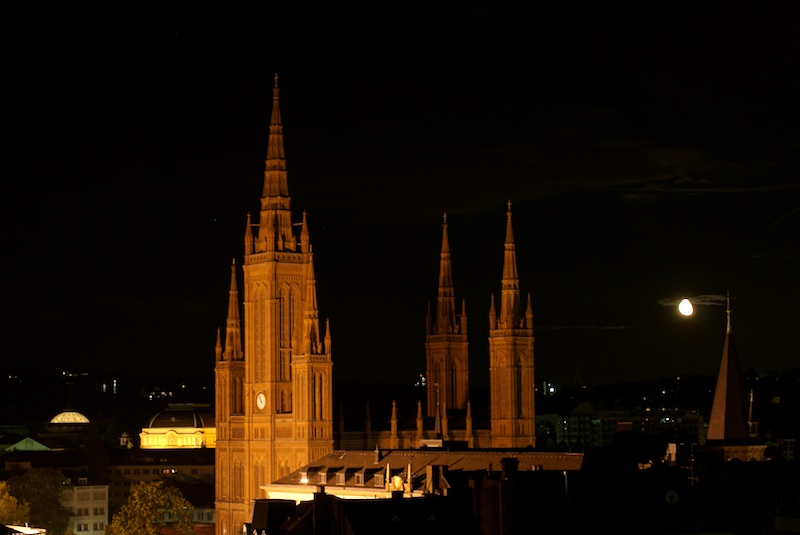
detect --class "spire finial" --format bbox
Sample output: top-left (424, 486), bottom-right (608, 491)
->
top-left (507, 199), bottom-right (512, 214)
top-left (443, 212), bottom-right (447, 225)
top-left (274, 72), bottom-right (279, 88)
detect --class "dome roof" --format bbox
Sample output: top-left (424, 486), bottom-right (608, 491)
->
top-left (147, 404), bottom-right (215, 429)
top-left (50, 411), bottom-right (90, 424)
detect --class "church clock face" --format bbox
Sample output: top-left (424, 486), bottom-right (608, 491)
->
top-left (256, 392), bottom-right (266, 411)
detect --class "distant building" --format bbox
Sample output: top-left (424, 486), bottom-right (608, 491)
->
top-left (537, 403), bottom-right (705, 449)
top-left (139, 403), bottom-right (216, 450)
top-left (61, 483), bottom-right (108, 535)
top-left (105, 448), bottom-right (215, 517)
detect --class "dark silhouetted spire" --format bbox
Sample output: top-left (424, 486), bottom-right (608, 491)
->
top-left (706, 293), bottom-right (748, 441)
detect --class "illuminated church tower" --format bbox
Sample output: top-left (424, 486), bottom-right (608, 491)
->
top-left (488, 202), bottom-right (536, 448)
top-left (425, 213), bottom-right (469, 418)
top-left (215, 76), bottom-right (333, 535)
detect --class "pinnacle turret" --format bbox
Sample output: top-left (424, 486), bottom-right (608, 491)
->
top-left (302, 252), bottom-right (322, 355)
top-left (223, 260), bottom-right (243, 361)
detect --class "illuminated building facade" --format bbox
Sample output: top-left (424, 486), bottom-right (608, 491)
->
top-left (214, 78), bottom-right (536, 534)
top-left (214, 77), bottom-right (333, 535)
top-left (139, 403), bottom-right (216, 450)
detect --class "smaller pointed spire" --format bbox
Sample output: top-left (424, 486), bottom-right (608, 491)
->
top-left (244, 212), bottom-right (254, 255)
top-left (504, 200), bottom-right (515, 245)
top-left (441, 401), bottom-right (449, 437)
top-left (391, 400), bottom-right (398, 443)
top-left (302, 254), bottom-right (321, 354)
top-left (215, 328), bottom-right (223, 361)
top-left (489, 294), bottom-right (497, 330)
top-left (223, 259), bottom-right (243, 361)
top-left (300, 210), bottom-right (310, 253)
top-left (434, 384), bottom-right (442, 437)
top-left (466, 400), bottom-right (473, 439)
top-left (416, 400), bottom-right (424, 440)
top-left (324, 318), bottom-right (332, 356)
top-left (525, 293), bottom-right (534, 329)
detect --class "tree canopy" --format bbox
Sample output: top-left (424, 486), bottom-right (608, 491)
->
top-left (107, 480), bottom-right (194, 535)
top-left (0, 480), bottom-right (30, 526)
top-left (7, 468), bottom-right (70, 535)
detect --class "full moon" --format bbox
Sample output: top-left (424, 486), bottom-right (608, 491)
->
top-left (678, 298), bottom-right (694, 316)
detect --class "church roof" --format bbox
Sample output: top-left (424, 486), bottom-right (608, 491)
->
top-left (146, 403), bottom-right (215, 428)
top-left (272, 448), bottom-right (584, 488)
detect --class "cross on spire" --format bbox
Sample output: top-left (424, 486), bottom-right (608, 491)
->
top-left (274, 72), bottom-right (279, 88)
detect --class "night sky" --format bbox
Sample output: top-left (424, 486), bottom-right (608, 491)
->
top-left (3, 5), bottom-right (798, 389)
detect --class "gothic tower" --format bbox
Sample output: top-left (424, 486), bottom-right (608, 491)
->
top-left (488, 202), bottom-right (536, 448)
top-left (214, 76), bottom-right (333, 535)
top-left (425, 213), bottom-right (469, 418)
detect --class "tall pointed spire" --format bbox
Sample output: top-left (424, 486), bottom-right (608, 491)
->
top-left (264, 72), bottom-right (287, 197)
top-left (256, 73), bottom-right (295, 252)
top-left (435, 213), bottom-right (457, 334)
top-left (223, 259), bottom-right (243, 361)
top-left (425, 213), bottom-right (470, 416)
top-left (706, 293), bottom-right (748, 441)
top-left (499, 200), bottom-right (521, 329)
